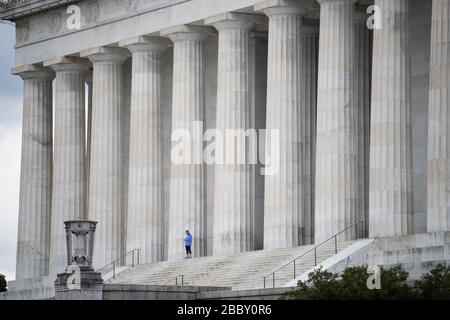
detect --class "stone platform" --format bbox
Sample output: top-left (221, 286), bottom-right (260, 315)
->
top-left (107, 241), bottom-right (355, 290)
top-left (2, 232), bottom-right (450, 300)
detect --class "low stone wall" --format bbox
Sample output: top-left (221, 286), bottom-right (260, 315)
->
top-left (1, 283), bottom-right (289, 300)
top-left (0, 286), bottom-right (54, 300)
top-left (197, 288), bottom-right (293, 300)
top-left (102, 284), bottom-right (231, 300)
top-left (1, 277), bottom-right (55, 300)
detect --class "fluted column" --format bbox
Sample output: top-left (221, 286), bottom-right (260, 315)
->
top-left (427, 0), bottom-right (450, 232)
top-left (161, 25), bottom-right (211, 260)
top-left (369, 0), bottom-right (413, 237)
top-left (12, 65), bottom-right (54, 280)
top-left (120, 37), bottom-right (168, 263)
top-left (80, 46), bottom-right (129, 268)
top-left (256, 1), bottom-right (315, 249)
top-left (44, 57), bottom-right (90, 276)
top-left (205, 13), bottom-right (259, 255)
top-left (354, 12), bottom-right (372, 238)
top-left (315, 0), bottom-right (359, 243)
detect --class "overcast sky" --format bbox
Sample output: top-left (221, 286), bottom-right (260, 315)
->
top-left (0, 21), bottom-right (22, 282)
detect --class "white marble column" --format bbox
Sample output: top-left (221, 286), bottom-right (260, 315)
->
top-left (255, 1), bottom-right (315, 249)
top-left (161, 25), bottom-right (211, 260)
top-left (369, 0), bottom-right (413, 237)
top-left (315, 0), bottom-right (359, 243)
top-left (12, 65), bottom-right (54, 280)
top-left (205, 13), bottom-right (260, 255)
top-left (80, 46), bottom-right (129, 268)
top-left (43, 57), bottom-right (90, 276)
top-left (354, 12), bottom-right (372, 238)
top-left (427, 0), bottom-right (450, 232)
top-left (120, 36), bottom-right (168, 263)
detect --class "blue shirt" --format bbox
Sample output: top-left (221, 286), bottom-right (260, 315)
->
top-left (185, 234), bottom-right (192, 246)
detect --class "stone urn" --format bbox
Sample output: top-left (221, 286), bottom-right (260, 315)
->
top-left (64, 220), bottom-right (97, 271)
top-left (54, 220), bottom-right (104, 300)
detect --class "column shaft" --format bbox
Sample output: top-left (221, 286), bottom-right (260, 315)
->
top-left (315, 0), bottom-right (359, 243)
top-left (122, 37), bottom-right (166, 263)
top-left (81, 47), bottom-right (129, 268)
top-left (262, 4), bottom-right (317, 249)
top-left (46, 58), bottom-right (89, 276)
top-left (14, 66), bottom-right (54, 280)
top-left (209, 15), bottom-right (255, 255)
top-left (427, 0), bottom-right (450, 232)
top-left (164, 26), bottom-right (209, 260)
top-left (369, 0), bottom-right (413, 237)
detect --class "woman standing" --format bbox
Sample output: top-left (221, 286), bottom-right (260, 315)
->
top-left (184, 230), bottom-right (192, 259)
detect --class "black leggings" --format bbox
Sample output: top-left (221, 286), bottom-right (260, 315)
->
top-left (185, 245), bottom-right (192, 255)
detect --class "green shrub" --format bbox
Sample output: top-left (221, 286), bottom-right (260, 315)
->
top-left (0, 274), bottom-right (6, 292)
top-left (286, 265), bottom-right (414, 300)
top-left (415, 264), bottom-right (450, 300)
top-left (372, 265), bottom-right (414, 300)
top-left (291, 268), bottom-right (341, 300)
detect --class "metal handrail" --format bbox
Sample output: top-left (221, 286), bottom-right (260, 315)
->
top-left (176, 275), bottom-right (184, 286)
top-left (97, 248), bottom-right (140, 278)
top-left (263, 221), bottom-right (364, 288)
top-left (165, 274), bottom-right (185, 286)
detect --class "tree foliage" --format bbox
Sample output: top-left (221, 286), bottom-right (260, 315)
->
top-left (0, 273), bottom-right (6, 292)
top-left (286, 264), bottom-right (450, 300)
top-left (415, 264), bottom-right (450, 300)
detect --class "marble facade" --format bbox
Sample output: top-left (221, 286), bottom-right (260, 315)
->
top-left (1, 0), bottom-right (447, 283)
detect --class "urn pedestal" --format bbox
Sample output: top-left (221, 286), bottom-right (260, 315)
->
top-left (54, 220), bottom-right (104, 300)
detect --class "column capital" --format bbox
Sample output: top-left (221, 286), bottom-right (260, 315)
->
top-left (160, 24), bottom-right (215, 42)
top-left (119, 36), bottom-right (170, 54)
top-left (205, 12), bottom-right (265, 31)
top-left (11, 64), bottom-right (55, 80)
top-left (255, 0), bottom-right (317, 17)
top-left (80, 46), bottom-right (130, 63)
top-left (43, 56), bottom-right (91, 73)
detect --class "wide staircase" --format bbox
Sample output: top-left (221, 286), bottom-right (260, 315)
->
top-left (106, 240), bottom-right (356, 290)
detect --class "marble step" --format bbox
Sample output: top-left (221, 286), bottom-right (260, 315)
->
top-left (106, 241), bottom-right (355, 290)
